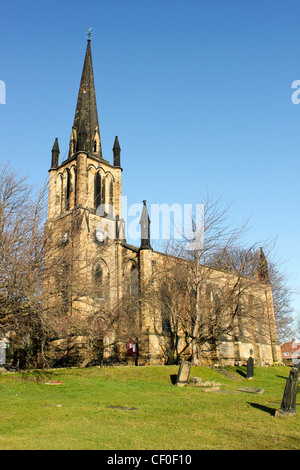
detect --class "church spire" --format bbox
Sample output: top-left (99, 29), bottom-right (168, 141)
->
top-left (68, 35), bottom-right (102, 159)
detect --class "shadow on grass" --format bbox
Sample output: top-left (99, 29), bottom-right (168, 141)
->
top-left (247, 402), bottom-right (276, 416)
top-left (235, 367), bottom-right (247, 378)
top-left (170, 374), bottom-right (177, 385)
top-left (18, 370), bottom-right (62, 383)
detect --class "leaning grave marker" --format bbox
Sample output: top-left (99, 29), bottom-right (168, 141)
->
top-left (275, 367), bottom-right (299, 418)
top-left (175, 361), bottom-right (192, 387)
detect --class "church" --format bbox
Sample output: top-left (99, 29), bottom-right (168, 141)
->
top-left (43, 36), bottom-right (282, 367)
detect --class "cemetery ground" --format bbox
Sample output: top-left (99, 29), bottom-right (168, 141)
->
top-left (0, 364), bottom-right (299, 450)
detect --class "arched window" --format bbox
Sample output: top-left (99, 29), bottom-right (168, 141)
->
top-left (65, 170), bottom-right (71, 211)
top-left (109, 178), bottom-right (114, 216)
top-left (125, 261), bottom-right (138, 297)
top-left (208, 292), bottom-right (221, 338)
top-left (130, 265), bottom-right (138, 296)
top-left (94, 172), bottom-right (101, 210)
top-left (214, 293), bottom-right (221, 316)
top-left (95, 264), bottom-right (103, 284)
top-left (73, 167), bottom-right (77, 206)
top-left (94, 262), bottom-right (109, 300)
top-left (94, 263), bottom-right (104, 299)
top-left (58, 174), bottom-right (63, 214)
top-left (101, 176), bottom-right (106, 213)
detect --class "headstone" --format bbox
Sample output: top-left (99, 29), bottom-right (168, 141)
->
top-left (175, 361), bottom-right (191, 387)
top-left (0, 340), bottom-right (7, 365)
top-left (294, 362), bottom-right (300, 372)
top-left (247, 356), bottom-right (254, 379)
top-left (275, 367), bottom-right (299, 418)
top-left (292, 358), bottom-right (300, 371)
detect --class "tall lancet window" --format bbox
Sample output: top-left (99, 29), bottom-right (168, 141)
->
top-left (65, 170), bottom-right (71, 211)
top-left (94, 264), bottom-right (103, 299)
top-left (130, 265), bottom-right (138, 296)
top-left (109, 178), bottom-right (114, 217)
top-left (94, 172), bottom-right (101, 210)
top-left (95, 264), bottom-right (103, 283)
top-left (94, 262), bottom-right (109, 301)
top-left (125, 261), bottom-right (138, 298)
top-left (73, 167), bottom-right (77, 206)
top-left (101, 177), bottom-right (106, 214)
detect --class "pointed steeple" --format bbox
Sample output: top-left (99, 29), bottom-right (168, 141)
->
top-left (77, 120), bottom-right (87, 151)
top-left (51, 138), bottom-right (60, 168)
top-left (139, 200), bottom-right (151, 250)
top-left (68, 37), bottom-right (102, 159)
top-left (257, 247), bottom-right (269, 282)
top-left (113, 136), bottom-right (121, 167)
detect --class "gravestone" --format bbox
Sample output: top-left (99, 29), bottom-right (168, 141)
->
top-left (0, 340), bottom-right (6, 365)
top-left (175, 361), bottom-right (192, 387)
top-left (247, 356), bottom-right (254, 380)
top-left (275, 367), bottom-right (299, 418)
top-left (292, 358), bottom-right (300, 371)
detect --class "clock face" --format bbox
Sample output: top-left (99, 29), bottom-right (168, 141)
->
top-left (95, 230), bottom-right (105, 242)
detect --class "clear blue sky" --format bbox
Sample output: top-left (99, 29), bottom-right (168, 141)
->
top-left (0, 0), bottom-right (299, 329)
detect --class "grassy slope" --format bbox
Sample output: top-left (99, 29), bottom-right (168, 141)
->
top-left (0, 365), bottom-right (299, 450)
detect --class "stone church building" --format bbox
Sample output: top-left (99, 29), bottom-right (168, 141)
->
top-left (44, 37), bottom-right (282, 367)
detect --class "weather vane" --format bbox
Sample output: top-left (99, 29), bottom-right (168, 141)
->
top-left (86, 27), bottom-right (93, 40)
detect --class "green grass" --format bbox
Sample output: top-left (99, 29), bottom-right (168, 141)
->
top-left (0, 365), bottom-right (299, 450)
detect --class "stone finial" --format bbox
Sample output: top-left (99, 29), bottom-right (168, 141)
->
top-left (113, 136), bottom-right (121, 167)
top-left (51, 138), bottom-right (60, 169)
top-left (139, 200), bottom-right (151, 250)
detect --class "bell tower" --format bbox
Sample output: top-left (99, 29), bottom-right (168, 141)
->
top-left (44, 34), bottom-right (126, 321)
top-left (47, 35), bottom-right (125, 240)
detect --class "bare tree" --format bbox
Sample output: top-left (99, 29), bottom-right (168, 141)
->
top-left (208, 242), bottom-right (295, 343)
top-left (151, 194), bottom-right (285, 364)
top-left (0, 163), bottom-right (48, 366)
top-left (266, 255), bottom-right (295, 343)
